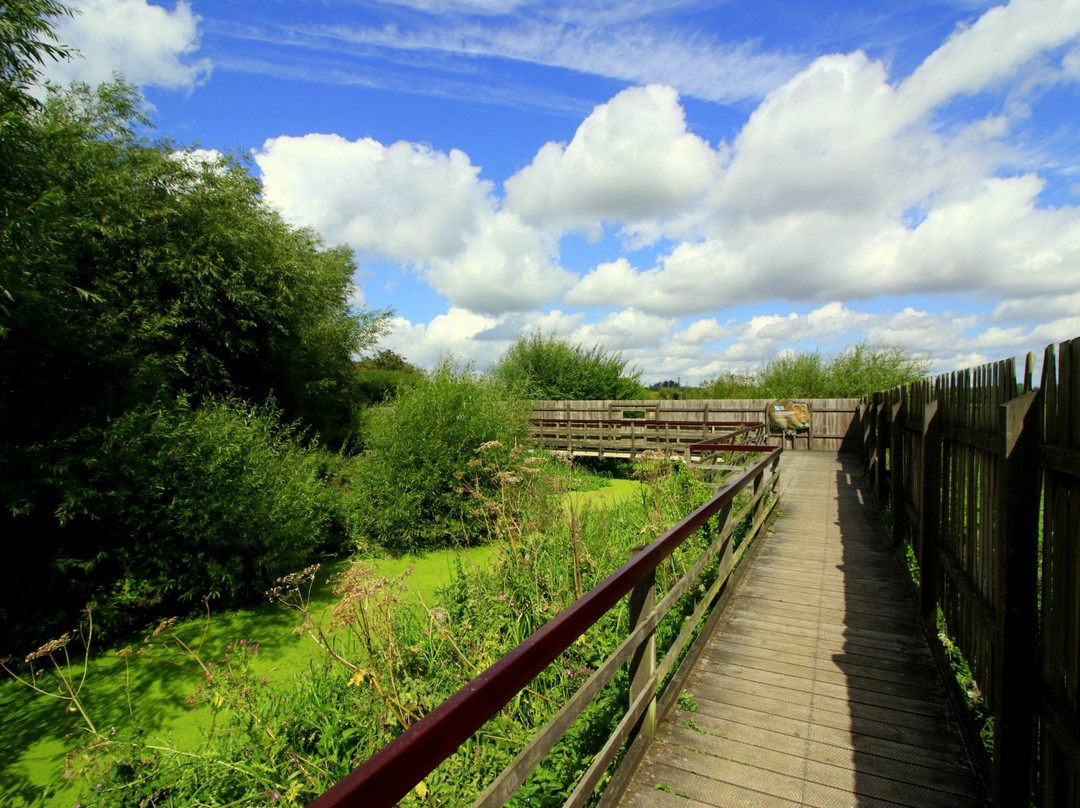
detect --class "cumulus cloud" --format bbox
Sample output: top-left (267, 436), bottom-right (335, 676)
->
top-left (383, 309), bottom-right (502, 369)
top-left (256, 133), bottom-right (492, 263)
top-left (255, 133), bottom-right (575, 313)
top-left (45, 0), bottom-right (210, 90)
top-left (424, 211), bottom-right (574, 313)
top-left (567, 309), bottom-right (677, 351)
top-left (504, 85), bottom-right (719, 232)
top-left (244, 0), bottom-right (1079, 375)
top-left (562, 1), bottom-right (1080, 318)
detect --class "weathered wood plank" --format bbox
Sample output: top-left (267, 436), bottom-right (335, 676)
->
top-left (615, 452), bottom-right (985, 808)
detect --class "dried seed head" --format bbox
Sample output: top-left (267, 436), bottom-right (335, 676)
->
top-left (150, 617), bottom-right (180, 639)
top-left (25, 632), bottom-right (74, 663)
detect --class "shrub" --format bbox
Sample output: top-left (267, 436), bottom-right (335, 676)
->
top-left (491, 332), bottom-right (643, 400)
top-left (64, 397), bottom-right (347, 634)
top-left (352, 361), bottom-right (537, 552)
top-left (698, 342), bottom-right (930, 399)
top-left (758, 351), bottom-right (829, 398)
top-left (824, 342), bottom-right (930, 396)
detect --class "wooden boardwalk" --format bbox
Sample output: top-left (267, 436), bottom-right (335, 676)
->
top-left (618, 452), bottom-right (986, 808)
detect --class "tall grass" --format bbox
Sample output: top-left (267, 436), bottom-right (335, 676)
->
top-left (3, 455), bottom-right (728, 807)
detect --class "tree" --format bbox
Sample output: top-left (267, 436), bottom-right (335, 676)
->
top-left (0, 80), bottom-right (388, 451)
top-left (491, 332), bottom-right (643, 400)
top-left (0, 0), bottom-right (72, 112)
top-left (0, 75), bottom-right (389, 650)
top-left (757, 351), bottom-right (830, 398)
top-left (357, 348), bottom-right (419, 373)
top-left (351, 349), bottom-right (422, 412)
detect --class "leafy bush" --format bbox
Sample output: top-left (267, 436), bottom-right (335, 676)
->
top-left (60, 398), bottom-right (348, 635)
top-left (699, 342), bottom-right (929, 399)
top-left (352, 361), bottom-right (538, 552)
top-left (491, 332), bottom-right (643, 400)
top-left (350, 349), bottom-right (424, 414)
top-left (823, 342), bottom-right (930, 396)
top-left (697, 370), bottom-right (761, 400)
top-left (757, 351), bottom-right (830, 398)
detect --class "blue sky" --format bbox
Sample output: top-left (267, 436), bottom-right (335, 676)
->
top-left (40, 0), bottom-right (1080, 383)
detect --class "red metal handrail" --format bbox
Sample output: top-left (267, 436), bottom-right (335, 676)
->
top-left (309, 445), bottom-right (781, 808)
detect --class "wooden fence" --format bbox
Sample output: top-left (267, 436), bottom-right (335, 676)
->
top-left (530, 398), bottom-right (861, 453)
top-left (857, 336), bottom-right (1080, 807)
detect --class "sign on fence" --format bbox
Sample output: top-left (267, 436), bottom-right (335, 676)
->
top-left (767, 399), bottom-right (811, 433)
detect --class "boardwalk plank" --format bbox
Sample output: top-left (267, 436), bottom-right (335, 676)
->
top-left (616, 452), bottom-right (986, 808)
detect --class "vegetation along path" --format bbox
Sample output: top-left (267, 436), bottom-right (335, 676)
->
top-left (618, 452), bottom-right (985, 807)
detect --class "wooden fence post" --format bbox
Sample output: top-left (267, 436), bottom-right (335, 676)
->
top-left (919, 399), bottom-right (942, 621)
top-left (875, 397), bottom-right (890, 505)
top-left (992, 389), bottom-right (1041, 807)
top-left (856, 401), bottom-right (869, 473)
top-left (890, 400), bottom-right (905, 547)
top-left (628, 548), bottom-right (657, 744)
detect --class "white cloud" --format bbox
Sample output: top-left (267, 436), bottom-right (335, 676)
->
top-left (46, 0), bottom-right (210, 90)
top-left (383, 309), bottom-right (502, 369)
top-left (675, 318), bottom-right (736, 346)
top-left (566, 309), bottom-right (676, 351)
top-left (994, 291), bottom-right (1080, 321)
top-left (255, 133), bottom-right (492, 263)
top-left (249, 0), bottom-right (1080, 374)
top-left (304, 5), bottom-right (801, 106)
top-left (560, 3), bottom-right (1080, 318)
top-left (256, 133), bottom-right (574, 314)
top-left (424, 211), bottom-right (574, 313)
top-left (898, 0), bottom-right (1080, 115)
top-left (505, 85), bottom-right (719, 233)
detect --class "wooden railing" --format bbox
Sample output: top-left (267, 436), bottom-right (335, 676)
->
top-left (531, 398), bottom-right (863, 452)
top-left (309, 445), bottom-right (783, 808)
top-left (527, 415), bottom-right (766, 462)
top-left (856, 335), bottom-right (1080, 808)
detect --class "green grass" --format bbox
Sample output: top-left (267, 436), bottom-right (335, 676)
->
top-left (1, 477), bottom-right (641, 807)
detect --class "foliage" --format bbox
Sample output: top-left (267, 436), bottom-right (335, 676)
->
top-left (697, 370), bottom-right (760, 400)
top-left (823, 342), bottom-right (931, 396)
top-left (3, 397), bottom-right (350, 646)
top-left (1, 80), bottom-right (388, 449)
top-left (698, 342), bottom-right (929, 399)
top-left (352, 361), bottom-right (539, 552)
top-left (491, 332), bottom-right (643, 400)
top-left (351, 350), bottom-right (423, 413)
top-left (4, 450), bottom-right (740, 807)
top-left (0, 69), bottom-right (388, 651)
top-left (357, 348), bottom-right (420, 373)
top-left (0, 0), bottom-right (72, 112)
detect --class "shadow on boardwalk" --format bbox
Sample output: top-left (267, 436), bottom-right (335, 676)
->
top-left (616, 452), bottom-right (986, 807)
